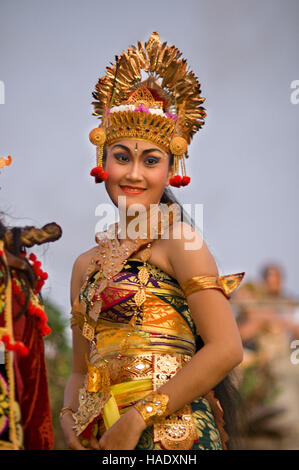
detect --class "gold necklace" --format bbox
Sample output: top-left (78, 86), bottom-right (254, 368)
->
top-left (81, 202), bottom-right (180, 342)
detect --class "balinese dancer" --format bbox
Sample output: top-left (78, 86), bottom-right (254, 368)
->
top-left (60, 32), bottom-right (245, 450)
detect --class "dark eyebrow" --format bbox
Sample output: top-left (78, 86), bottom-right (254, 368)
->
top-left (111, 144), bottom-right (164, 156)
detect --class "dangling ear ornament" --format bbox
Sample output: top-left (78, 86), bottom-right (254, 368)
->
top-left (169, 136), bottom-right (190, 188)
top-left (89, 127), bottom-right (108, 183)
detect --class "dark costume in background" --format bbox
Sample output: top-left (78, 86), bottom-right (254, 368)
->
top-left (0, 221), bottom-right (62, 449)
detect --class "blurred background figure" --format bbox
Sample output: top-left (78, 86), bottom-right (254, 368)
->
top-left (231, 263), bottom-right (299, 449)
top-left (0, 214), bottom-right (62, 449)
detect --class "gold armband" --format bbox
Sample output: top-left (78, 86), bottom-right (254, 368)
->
top-left (134, 391), bottom-right (170, 427)
top-left (180, 272), bottom-right (245, 299)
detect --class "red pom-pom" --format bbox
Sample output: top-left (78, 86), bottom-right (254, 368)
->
top-left (34, 261), bottom-right (42, 268)
top-left (90, 166), bottom-right (108, 183)
top-left (39, 310), bottom-right (47, 321)
top-left (34, 280), bottom-right (44, 292)
top-left (181, 176), bottom-right (191, 186)
top-left (90, 166), bottom-right (103, 177)
top-left (169, 175), bottom-right (182, 188)
top-left (41, 325), bottom-right (52, 337)
top-left (100, 171), bottom-right (108, 181)
top-left (28, 304), bottom-right (37, 315)
top-left (29, 253), bottom-right (37, 261)
top-left (1, 334), bottom-right (10, 344)
top-left (14, 342), bottom-right (29, 356)
top-left (41, 272), bottom-right (48, 280)
top-left (20, 345), bottom-right (29, 356)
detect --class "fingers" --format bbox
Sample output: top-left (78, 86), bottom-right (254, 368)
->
top-left (99, 437), bottom-right (110, 450)
top-left (67, 437), bottom-right (88, 450)
top-left (89, 436), bottom-right (101, 450)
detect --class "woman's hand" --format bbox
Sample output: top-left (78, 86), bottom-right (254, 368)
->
top-left (60, 412), bottom-right (99, 450)
top-left (98, 407), bottom-right (146, 450)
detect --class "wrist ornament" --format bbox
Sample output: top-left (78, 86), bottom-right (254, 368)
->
top-left (59, 406), bottom-right (74, 419)
top-left (134, 391), bottom-right (170, 427)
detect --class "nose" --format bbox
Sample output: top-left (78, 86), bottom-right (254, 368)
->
top-left (126, 160), bottom-right (143, 182)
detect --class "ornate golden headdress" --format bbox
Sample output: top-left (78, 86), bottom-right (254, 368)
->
top-left (89, 32), bottom-right (206, 188)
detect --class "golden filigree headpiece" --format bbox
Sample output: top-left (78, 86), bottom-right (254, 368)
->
top-left (89, 32), bottom-right (206, 188)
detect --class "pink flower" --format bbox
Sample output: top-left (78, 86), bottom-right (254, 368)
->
top-left (134, 105), bottom-right (149, 113)
top-left (165, 112), bottom-right (178, 120)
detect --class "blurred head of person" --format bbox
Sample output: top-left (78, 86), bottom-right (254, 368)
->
top-left (261, 264), bottom-right (284, 295)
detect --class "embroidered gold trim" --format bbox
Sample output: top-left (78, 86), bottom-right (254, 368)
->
top-left (72, 385), bottom-right (111, 436)
top-left (86, 360), bottom-right (110, 394)
top-left (153, 404), bottom-right (198, 450)
top-left (90, 351), bottom-right (191, 385)
top-left (151, 352), bottom-right (197, 450)
top-left (134, 391), bottom-right (170, 426)
top-left (82, 321), bottom-right (95, 341)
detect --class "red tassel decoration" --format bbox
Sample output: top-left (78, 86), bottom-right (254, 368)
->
top-left (11, 278), bottom-right (52, 337)
top-left (25, 251), bottom-right (49, 294)
top-left (1, 334), bottom-right (29, 356)
top-left (169, 175), bottom-right (182, 188)
top-left (181, 176), bottom-right (191, 186)
top-left (90, 166), bottom-right (108, 183)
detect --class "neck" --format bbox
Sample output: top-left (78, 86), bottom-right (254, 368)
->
top-left (116, 202), bottom-right (173, 244)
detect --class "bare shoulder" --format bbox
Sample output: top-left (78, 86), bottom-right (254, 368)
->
top-left (75, 245), bottom-right (99, 263)
top-left (164, 221), bottom-right (219, 284)
top-left (72, 245), bottom-right (98, 273)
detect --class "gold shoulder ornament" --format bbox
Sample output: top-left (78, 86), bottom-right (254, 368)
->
top-left (180, 272), bottom-right (246, 299)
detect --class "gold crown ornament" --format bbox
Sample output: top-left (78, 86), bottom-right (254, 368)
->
top-left (89, 32), bottom-right (206, 188)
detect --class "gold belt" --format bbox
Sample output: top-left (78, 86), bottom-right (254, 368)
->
top-left (89, 350), bottom-right (192, 388)
top-left (73, 351), bottom-right (199, 450)
top-left (98, 378), bottom-right (198, 451)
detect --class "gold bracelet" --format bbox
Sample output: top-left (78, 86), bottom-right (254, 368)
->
top-left (59, 406), bottom-right (74, 419)
top-left (134, 391), bottom-right (170, 427)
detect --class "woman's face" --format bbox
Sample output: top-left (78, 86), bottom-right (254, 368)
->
top-left (104, 139), bottom-right (172, 210)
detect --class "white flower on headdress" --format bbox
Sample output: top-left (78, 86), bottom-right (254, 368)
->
top-left (148, 108), bottom-right (164, 116)
top-left (109, 104), bottom-right (168, 118)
